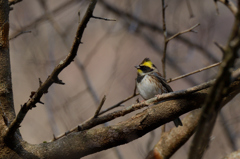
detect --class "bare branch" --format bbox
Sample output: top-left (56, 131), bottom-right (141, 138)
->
top-left (99, 93), bottom-right (138, 115)
top-left (94, 95), bottom-right (106, 118)
top-left (167, 62), bottom-right (221, 83)
top-left (3, 0), bottom-right (98, 139)
top-left (214, 41), bottom-right (225, 54)
top-left (166, 23), bottom-right (200, 42)
top-left (161, 0), bottom-right (167, 78)
top-left (92, 15), bottom-right (116, 21)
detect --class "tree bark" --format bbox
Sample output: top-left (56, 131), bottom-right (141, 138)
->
top-left (0, 0), bottom-right (22, 158)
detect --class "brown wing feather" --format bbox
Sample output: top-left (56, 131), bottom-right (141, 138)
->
top-left (152, 72), bottom-right (173, 92)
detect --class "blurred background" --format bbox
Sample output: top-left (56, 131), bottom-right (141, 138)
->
top-left (9, 0), bottom-right (240, 158)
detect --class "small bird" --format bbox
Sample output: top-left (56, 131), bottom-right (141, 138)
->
top-left (135, 58), bottom-right (182, 127)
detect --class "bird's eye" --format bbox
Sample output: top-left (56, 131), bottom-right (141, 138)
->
top-left (140, 66), bottom-right (153, 72)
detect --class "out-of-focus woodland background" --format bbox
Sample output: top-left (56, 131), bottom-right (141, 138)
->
top-left (9, 0), bottom-right (240, 158)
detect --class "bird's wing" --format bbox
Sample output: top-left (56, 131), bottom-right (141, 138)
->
top-left (153, 72), bottom-right (173, 92)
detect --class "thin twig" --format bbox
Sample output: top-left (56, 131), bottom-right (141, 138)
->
top-left (214, 41), bottom-right (225, 54)
top-left (99, 93), bottom-right (138, 115)
top-left (161, 0), bottom-right (167, 79)
top-left (94, 95), bottom-right (106, 118)
top-left (92, 15), bottom-right (116, 21)
top-left (167, 62), bottom-right (221, 83)
top-left (9, 31), bottom-right (31, 40)
top-left (167, 23), bottom-right (200, 42)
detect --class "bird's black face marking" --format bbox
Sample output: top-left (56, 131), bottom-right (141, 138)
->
top-left (136, 74), bottom-right (144, 83)
top-left (140, 66), bottom-right (153, 73)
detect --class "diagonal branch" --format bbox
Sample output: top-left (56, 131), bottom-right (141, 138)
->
top-left (166, 23), bottom-right (200, 42)
top-left (94, 95), bottom-right (106, 118)
top-left (167, 61), bottom-right (221, 82)
top-left (19, 79), bottom-right (240, 159)
top-left (3, 0), bottom-right (98, 140)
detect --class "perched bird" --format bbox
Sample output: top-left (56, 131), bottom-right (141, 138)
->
top-left (135, 58), bottom-right (182, 127)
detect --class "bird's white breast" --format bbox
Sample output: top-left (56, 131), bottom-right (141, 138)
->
top-left (137, 75), bottom-right (165, 100)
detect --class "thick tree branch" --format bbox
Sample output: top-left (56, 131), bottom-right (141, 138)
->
top-left (0, 0), bottom-right (16, 135)
top-left (3, 0), bottom-right (98, 139)
top-left (146, 109), bottom-right (202, 159)
top-left (17, 79), bottom-right (240, 159)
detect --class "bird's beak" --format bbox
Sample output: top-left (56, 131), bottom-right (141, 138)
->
top-left (135, 65), bottom-right (140, 69)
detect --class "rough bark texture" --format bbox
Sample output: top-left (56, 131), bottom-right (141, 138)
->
top-left (0, 0), bottom-right (21, 158)
top-left (146, 109), bottom-right (202, 159)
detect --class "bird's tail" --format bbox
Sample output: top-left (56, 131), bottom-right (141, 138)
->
top-left (173, 117), bottom-right (183, 127)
